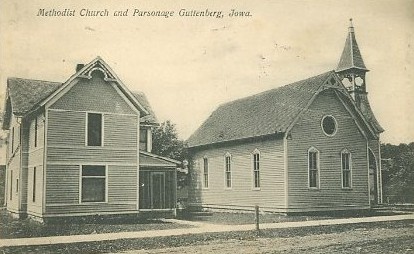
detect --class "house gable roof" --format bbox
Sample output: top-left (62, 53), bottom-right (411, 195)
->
top-left (41, 56), bottom-right (148, 116)
top-left (132, 92), bottom-right (158, 125)
top-left (2, 58), bottom-right (158, 129)
top-left (187, 71), bottom-right (377, 148)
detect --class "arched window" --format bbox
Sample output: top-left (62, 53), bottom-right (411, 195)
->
top-left (341, 149), bottom-right (352, 188)
top-left (308, 147), bottom-right (320, 188)
top-left (203, 157), bottom-right (209, 189)
top-left (224, 152), bottom-right (232, 188)
top-left (252, 149), bottom-right (260, 189)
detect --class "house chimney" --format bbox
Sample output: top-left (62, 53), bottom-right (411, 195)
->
top-left (76, 64), bottom-right (85, 72)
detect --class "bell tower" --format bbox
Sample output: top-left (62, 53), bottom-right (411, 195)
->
top-left (335, 19), bottom-right (369, 101)
top-left (335, 19), bottom-right (384, 134)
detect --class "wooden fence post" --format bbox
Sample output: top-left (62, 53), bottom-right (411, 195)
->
top-left (255, 205), bottom-right (260, 231)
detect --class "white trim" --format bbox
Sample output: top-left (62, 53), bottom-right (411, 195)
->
top-left (41, 57), bottom-right (148, 115)
top-left (46, 202), bottom-right (137, 207)
top-left (321, 115), bottom-right (338, 137)
top-left (340, 148), bottom-right (353, 189)
top-left (42, 109), bottom-right (48, 214)
top-left (85, 112), bottom-right (104, 147)
top-left (283, 135), bottom-right (288, 209)
top-left (334, 90), bottom-right (368, 140)
top-left (136, 118), bottom-right (140, 211)
top-left (307, 146), bottom-right (320, 189)
top-left (367, 142), bottom-right (371, 206)
top-left (48, 145), bottom-right (137, 151)
top-left (378, 138), bottom-right (383, 203)
top-left (224, 152), bottom-right (232, 189)
top-left (47, 107), bottom-right (137, 116)
top-left (47, 161), bottom-right (137, 166)
top-left (252, 148), bottom-right (261, 190)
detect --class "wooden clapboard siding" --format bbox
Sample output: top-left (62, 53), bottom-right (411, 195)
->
top-left (368, 139), bottom-right (382, 203)
top-left (104, 114), bottom-right (138, 149)
top-left (287, 89), bottom-right (369, 211)
top-left (47, 109), bottom-right (138, 163)
top-left (189, 138), bottom-right (285, 211)
top-left (45, 164), bottom-right (80, 204)
top-left (6, 116), bottom-right (23, 213)
top-left (45, 203), bottom-right (137, 216)
top-left (45, 164), bottom-right (138, 214)
top-left (27, 165), bottom-right (43, 215)
top-left (44, 78), bottom-right (140, 215)
top-left (27, 114), bottom-right (45, 215)
top-left (107, 165), bottom-right (137, 203)
top-left (50, 76), bottom-right (135, 115)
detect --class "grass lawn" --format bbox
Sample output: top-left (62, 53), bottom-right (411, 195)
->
top-left (1, 219), bottom-right (413, 254)
top-left (178, 208), bottom-right (408, 225)
top-left (0, 208), bottom-right (193, 239)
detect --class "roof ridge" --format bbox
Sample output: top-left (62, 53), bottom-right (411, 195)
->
top-left (8, 77), bottom-right (62, 84)
top-left (218, 70), bottom-right (334, 108)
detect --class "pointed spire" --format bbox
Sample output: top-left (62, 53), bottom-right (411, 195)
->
top-left (336, 19), bottom-right (368, 72)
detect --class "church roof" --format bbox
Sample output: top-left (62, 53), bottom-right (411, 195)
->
top-left (187, 71), bottom-right (335, 148)
top-left (336, 19), bottom-right (368, 72)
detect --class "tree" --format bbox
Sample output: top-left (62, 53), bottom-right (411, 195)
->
top-left (381, 142), bottom-right (414, 203)
top-left (151, 120), bottom-right (188, 188)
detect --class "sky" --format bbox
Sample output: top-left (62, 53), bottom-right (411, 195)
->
top-left (0, 0), bottom-right (413, 145)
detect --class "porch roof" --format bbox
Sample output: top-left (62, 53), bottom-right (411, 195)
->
top-left (139, 151), bottom-right (181, 168)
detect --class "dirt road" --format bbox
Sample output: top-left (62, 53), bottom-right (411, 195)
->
top-left (121, 225), bottom-right (414, 254)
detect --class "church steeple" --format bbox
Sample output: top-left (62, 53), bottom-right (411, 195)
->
top-left (336, 19), bottom-right (384, 134)
top-left (336, 18), bottom-right (368, 72)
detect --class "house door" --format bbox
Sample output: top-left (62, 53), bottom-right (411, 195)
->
top-left (369, 149), bottom-right (378, 205)
top-left (139, 169), bottom-right (175, 210)
top-left (151, 172), bottom-right (165, 209)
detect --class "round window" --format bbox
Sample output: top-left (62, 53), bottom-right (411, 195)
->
top-left (321, 115), bottom-right (337, 136)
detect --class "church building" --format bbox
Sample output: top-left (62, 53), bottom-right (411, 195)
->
top-left (187, 20), bottom-right (384, 213)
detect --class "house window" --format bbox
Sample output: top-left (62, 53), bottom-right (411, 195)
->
top-left (81, 165), bottom-right (106, 202)
top-left (253, 150), bottom-right (260, 189)
top-left (308, 147), bottom-right (319, 188)
top-left (11, 127), bottom-right (14, 152)
top-left (16, 178), bottom-right (19, 193)
top-left (139, 128), bottom-right (148, 151)
top-left (33, 167), bottom-right (37, 202)
top-left (87, 113), bottom-right (102, 146)
top-left (341, 150), bottom-right (352, 188)
top-left (34, 117), bottom-right (38, 148)
top-left (225, 153), bottom-right (232, 188)
top-left (203, 158), bottom-right (209, 188)
top-left (9, 170), bottom-right (13, 200)
top-left (321, 115), bottom-right (337, 136)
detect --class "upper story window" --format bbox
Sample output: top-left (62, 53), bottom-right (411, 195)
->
top-left (34, 117), bottom-right (38, 148)
top-left (341, 149), bottom-right (352, 188)
top-left (139, 128), bottom-right (148, 151)
top-left (321, 115), bottom-right (337, 136)
top-left (225, 153), bottom-right (232, 188)
top-left (253, 149), bottom-right (260, 189)
top-left (203, 157), bottom-right (209, 189)
top-left (87, 113), bottom-right (102, 146)
top-left (308, 147), bottom-right (320, 189)
top-left (11, 127), bottom-right (14, 152)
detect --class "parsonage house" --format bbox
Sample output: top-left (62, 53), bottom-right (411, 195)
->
top-left (187, 21), bottom-right (384, 213)
top-left (3, 57), bottom-right (180, 221)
